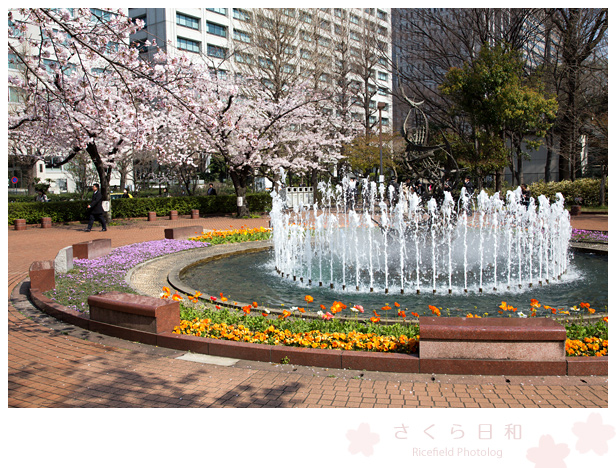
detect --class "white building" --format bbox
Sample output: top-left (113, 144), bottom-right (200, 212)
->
top-left (129, 7), bottom-right (394, 130)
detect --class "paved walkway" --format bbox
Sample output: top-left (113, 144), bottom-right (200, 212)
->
top-left (7, 214), bottom-right (608, 408)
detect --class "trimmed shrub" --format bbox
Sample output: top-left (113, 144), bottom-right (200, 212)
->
top-left (8, 193), bottom-right (273, 225)
top-left (528, 178), bottom-right (607, 206)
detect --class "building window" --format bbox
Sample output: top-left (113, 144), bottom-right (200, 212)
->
top-left (378, 26), bottom-right (388, 36)
top-left (350, 14), bottom-right (360, 25)
top-left (207, 44), bottom-right (227, 58)
top-left (235, 52), bottom-right (252, 64)
top-left (177, 37), bottom-right (200, 53)
top-left (233, 29), bottom-right (251, 43)
top-left (350, 31), bottom-right (360, 41)
top-left (381, 117), bottom-right (389, 126)
top-left (90, 8), bottom-right (114, 22)
top-left (364, 8), bottom-right (374, 15)
top-left (8, 53), bottom-right (24, 70)
top-left (8, 87), bottom-right (23, 103)
top-left (318, 36), bottom-right (330, 47)
top-left (334, 8), bottom-right (343, 18)
top-left (259, 57), bottom-right (273, 69)
top-left (300, 49), bottom-right (311, 59)
top-left (377, 86), bottom-right (388, 96)
top-left (207, 21), bottom-right (227, 37)
top-left (177, 13), bottom-right (199, 30)
top-left (300, 12), bottom-right (312, 23)
top-left (233, 9), bottom-right (251, 22)
top-left (377, 9), bottom-right (388, 21)
top-left (378, 71), bottom-right (388, 81)
top-left (207, 8), bottom-right (227, 16)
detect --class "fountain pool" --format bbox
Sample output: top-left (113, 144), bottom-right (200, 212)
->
top-left (179, 180), bottom-right (605, 318)
top-left (179, 248), bottom-right (607, 318)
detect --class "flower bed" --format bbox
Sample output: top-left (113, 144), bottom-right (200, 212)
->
top-left (45, 239), bottom-right (208, 313)
top-left (166, 289), bottom-right (608, 358)
top-left (571, 229), bottom-right (608, 243)
top-left (189, 226), bottom-right (272, 244)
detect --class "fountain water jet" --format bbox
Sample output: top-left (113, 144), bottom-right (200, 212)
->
top-left (270, 180), bottom-right (572, 296)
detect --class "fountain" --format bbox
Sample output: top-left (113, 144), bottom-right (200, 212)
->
top-left (270, 178), bottom-right (572, 296)
top-left (179, 178), bottom-right (606, 317)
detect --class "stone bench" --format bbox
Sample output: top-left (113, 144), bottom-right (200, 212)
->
top-left (29, 260), bottom-right (55, 292)
top-left (419, 317), bottom-right (566, 361)
top-left (164, 225), bottom-right (204, 240)
top-left (88, 292), bottom-right (180, 334)
top-left (72, 238), bottom-right (112, 260)
top-left (418, 316), bottom-right (567, 375)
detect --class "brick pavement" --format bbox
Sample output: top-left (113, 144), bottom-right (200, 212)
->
top-left (7, 214), bottom-right (608, 408)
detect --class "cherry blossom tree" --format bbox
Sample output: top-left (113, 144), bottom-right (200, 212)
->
top-left (9, 8), bottom-right (358, 218)
top-left (7, 9), bottom-right (198, 215)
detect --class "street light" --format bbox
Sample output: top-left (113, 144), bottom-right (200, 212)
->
top-left (377, 101), bottom-right (386, 182)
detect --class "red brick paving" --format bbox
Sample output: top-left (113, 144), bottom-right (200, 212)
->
top-left (7, 214), bottom-right (608, 408)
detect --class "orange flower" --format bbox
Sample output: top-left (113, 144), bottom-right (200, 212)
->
top-left (580, 302), bottom-right (590, 309)
top-left (410, 312), bottom-right (419, 317)
top-left (381, 305), bottom-right (392, 311)
top-left (530, 299), bottom-right (540, 308)
top-left (428, 305), bottom-right (441, 316)
top-left (394, 302), bottom-right (401, 308)
top-left (215, 305), bottom-right (221, 310)
top-left (171, 293), bottom-right (183, 302)
top-left (398, 310), bottom-right (406, 318)
top-left (499, 301), bottom-right (508, 311)
top-left (320, 304), bottom-right (326, 310)
top-left (304, 295), bottom-right (314, 303)
top-left (298, 307), bottom-right (306, 314)
top-left (242, 305), bottom-right (252, 315)
top-left (279, 310), bottom-right (291, 320)
top-left (370, 316), bottom-right (381, 323)
top-left (162, 286), bottom-right (170, 294)
top-left (252, 301), bottom-right (258, 308)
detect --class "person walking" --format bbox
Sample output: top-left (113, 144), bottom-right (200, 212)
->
top-left (85, 183), bottom-right (107, 232)
top-left (207, 183), bottom-right (217, 196)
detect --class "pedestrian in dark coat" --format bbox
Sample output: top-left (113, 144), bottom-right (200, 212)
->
top-left (85, 183), bottom-right (107, 232)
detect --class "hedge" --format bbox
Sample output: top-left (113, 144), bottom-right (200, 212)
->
top-left (528, 178), bottom-right (607, 206)
top-left (7, 193), bottom-right (273, 226)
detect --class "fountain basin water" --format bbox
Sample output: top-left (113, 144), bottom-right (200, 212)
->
top-left (179, 247), bottom-right (607, 318)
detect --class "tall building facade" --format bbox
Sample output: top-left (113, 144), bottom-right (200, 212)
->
top-left (129, 7), bottom-right (393, 133)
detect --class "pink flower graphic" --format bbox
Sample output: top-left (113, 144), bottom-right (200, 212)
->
top-left (572, 412), bottom-right (615, 455)
top-left (526, 435), bottom-right (570, 468)
top-left (346, 423), bottom-right (380, 456)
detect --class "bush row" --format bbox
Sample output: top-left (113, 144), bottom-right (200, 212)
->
top-left (528, 178), bottom-right (607, 206)
top-left (7, 193), bottom-right (273, 225)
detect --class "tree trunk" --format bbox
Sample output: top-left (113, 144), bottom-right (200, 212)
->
top-left (229, 168), bottom-right (251, 217)
top-left (599, 164), bottom-right (606, 206)
top-left (544, 129), bottom-right (554, 182)
top-left (495, 168), bottom-right (504, 193)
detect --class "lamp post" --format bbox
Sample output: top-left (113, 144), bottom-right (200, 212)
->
top-left (377, 101), bottom-right (386, 182)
